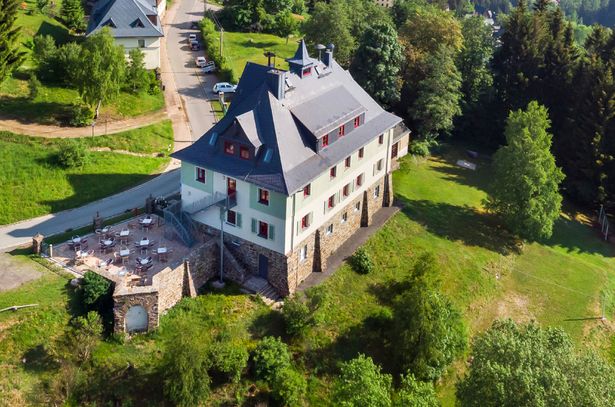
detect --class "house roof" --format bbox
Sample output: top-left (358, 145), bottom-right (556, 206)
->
top-left (87, 0), bottom-right (164, 38)
top-left (172, 42), bottom-right (403, 196)
top-left (285, 39), bottom-right (315, 68)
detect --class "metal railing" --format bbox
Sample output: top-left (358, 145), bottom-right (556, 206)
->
top-left (184, 191), bottom-right (237, 215)
top-left (163, 202), bottom-right (195, 247)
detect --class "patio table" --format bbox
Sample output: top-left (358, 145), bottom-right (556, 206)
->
top-left (72, 237), bottom-right (81, 244)
top-left (103, 239), bottom-right (114, 246)
top-left (119, 229), bottom-right (130, 237)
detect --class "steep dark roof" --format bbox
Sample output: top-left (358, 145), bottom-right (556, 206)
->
top-left (172, 42), bottom-right (403, 196)
top-left (286, 39), bottom-right (315, 68)
top-left (87, 0), bottom-right (164, 38)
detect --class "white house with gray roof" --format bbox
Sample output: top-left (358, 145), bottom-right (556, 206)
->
top-left (172, 41), bottom-right (410, 296)
top-left (87, 0), bottom-right (166, 69)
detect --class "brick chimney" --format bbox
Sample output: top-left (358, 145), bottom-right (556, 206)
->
top-left (323, 43), bottom-right (335, 69)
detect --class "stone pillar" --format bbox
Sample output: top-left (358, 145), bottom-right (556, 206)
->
top-left (93, 212), bottom-right (104, 231)
top-left (32, 234), bottom-right (44, 255)
top-left (145, 194), bottom-right (154, 214)
top-left (383, 172), bottom-right (394, 207)
top-left (361, 190), bottom-right (371, 227)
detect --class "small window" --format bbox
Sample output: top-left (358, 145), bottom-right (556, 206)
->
top-left (356, 173), bottom-right (364, 187)
top-left (338, 126), bottom-right (345, 137)
top-left (326, 224), bottom-right (334, 235)
top-left (343, 183), bottom-right (351, 198)
top-left (377, 159), bottom-right (383, 172)
top-left (258, 188), bottom-right (270, 205)
top-left (322, 135), bottom-right (329, 147)
top-left (330, 166), bottom-right (337, 178)
top-left (303, 67), bottom-right (312, 76)
top-left (354, 116), bottom-right (361, 128)
top-left (328, 195), bottom-right (335, 209)
top-left (300, 245), bottom-right (308, 261)
top-left (209, 132), bottom-right (218, 145)
top-left (301, 214), bottom-right (310, 229)
top-left (195, 167), bottom-right (206, 183)
top-left (227, 210), bottom-right (237, 225)
top-left (258, 221), bottom-right (269, 238)
top-left (263, 148), bottom-right (273, 163)
top-left (138, 39), bottom-right (145, 48)
top-left (355, 201), bottom-right (361, 212)
top-left (345, 156), bottom-right (351, 168)
top-left (358, 147), bottom-right (364, 159)
top-left (341, 212), bottom-right (348, 223)
top-left (303, 184), bottom-right (311, 197)
top-left (224, 141), bottom-right (235, 155)
top-left (378, 134), bottom-right (384, 145)
top-left (374, 185), bottom-right (380, 198)
top-left (240, 146), bottom-right (250, 160)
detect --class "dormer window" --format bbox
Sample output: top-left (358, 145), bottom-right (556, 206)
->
top-left (303, 67), bottom-right (312, 76)
top-left (354, 116), bottom-right (361, 128)
top-left (322, 135), bottom-right (329, 147)
top-left (259, 188), bottom-right (270, 205)
top-left (240, 146), bottom-right (250, 160)
top-left (338, 125), bottom-right (345, 137)
top-left (224, 141), bottom-right (235, 155)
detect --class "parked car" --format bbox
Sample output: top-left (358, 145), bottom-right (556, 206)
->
top-left (195, 56), bottom-right (207, 67)
top-left (187, 33), bottom-right (197, 43)
top-left (190, 40), bottom-right (200, 51)
top-left (191, 21), bottom-right (200, 29)
top-left (213, 82), bottom-right (237, 94)
top-left (201, 61), bottom-right (217, 73)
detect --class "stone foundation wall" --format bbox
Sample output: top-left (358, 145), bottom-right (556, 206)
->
top-left (153, 265), bottom-right (184, 315)
top-left (186, 240), bottom-right (218, 289)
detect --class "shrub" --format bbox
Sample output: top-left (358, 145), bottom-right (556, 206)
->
top-left (28, 74), bottom-right (41, 100)
top-left (409, 135), bottom-right (439, 157)
top-left (350, 247), bottom-right (374, 274)
top-left (252, 336), bottom-right (291, 382)
top-left (69, 103), bottom-right (94, 127)
top-left (271, 367), bottom-right (307, 407)
top-left (147, 70), bottom-right (161, 95)
top-left (57, 139), bottom-right (89, 168)
top-left (282, 295), bottom-right (311, 337)
top-left (211, 338), bottom-right (249, 383)
top-left (200, 17), bottom-right (237, 83)
top-left (81, 271), bottom-right (112, 309)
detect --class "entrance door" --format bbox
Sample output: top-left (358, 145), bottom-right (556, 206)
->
top-left (258, 254), bottom-right (268, 279)
top-left (125, 305), bottom-right (148, 332)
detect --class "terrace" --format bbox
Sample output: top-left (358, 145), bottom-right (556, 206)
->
top-left (50, 214), bottom-right (194, 288)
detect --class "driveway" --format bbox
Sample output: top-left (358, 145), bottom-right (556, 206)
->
top-left (165, 0), bottom-right (221, 141)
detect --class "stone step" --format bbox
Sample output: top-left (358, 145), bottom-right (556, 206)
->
top-left (241, 276), bottom-right (282, 308)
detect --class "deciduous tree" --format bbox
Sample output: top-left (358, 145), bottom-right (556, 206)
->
top-left (394, 373), bottom-right (439, 407)
top-left (457, 319), bottom-right (615, 407)
top-left (125, 48), bottom-right (147, 93)
top-left (458, 16), bottom-right (494, 107)
top-left (486, 101), bottom-right (564, 240)
top-left (333, 354), bottom-right (392, 407)
top-left (350, 22), bottom-right (403, 108)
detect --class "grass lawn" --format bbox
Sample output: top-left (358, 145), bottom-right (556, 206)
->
top-left (0, 145), bottom-right (613, 405)
top-left (0, 122), bottom-right (172, 225)
top-left (223, 31), bottom-right (298, 81)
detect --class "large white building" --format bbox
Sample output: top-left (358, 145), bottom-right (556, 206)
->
top-left (86, 0), bottom-right (166, 69)
top-left (172, 41), bottom-right (410, 296)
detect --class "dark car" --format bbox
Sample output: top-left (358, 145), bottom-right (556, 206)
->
top-left (190, 40), bottom-right (200, 51)
top-left (191, 21), bottom-right (200, 29)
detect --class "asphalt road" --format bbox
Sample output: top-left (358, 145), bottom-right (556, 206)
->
top-left (165, 0), bottom-right (220, 141)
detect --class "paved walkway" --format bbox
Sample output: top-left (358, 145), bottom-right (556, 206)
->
top-left (297, 204), bottom-right (402, 292)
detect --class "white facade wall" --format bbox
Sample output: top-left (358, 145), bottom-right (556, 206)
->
top-left (181, 173), bottom-right (287, 254)
top-left (114, 37), bottom-right (161, 69)
top-left (156, 0), bottom-right (167, 19)
top-left (284, 128), bottom-right (394, 253)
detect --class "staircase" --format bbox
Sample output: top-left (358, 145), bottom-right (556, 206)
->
top-left (163, 202), bottom-right (195, 247)
top-left (241, 276), bottom-right (282, 307)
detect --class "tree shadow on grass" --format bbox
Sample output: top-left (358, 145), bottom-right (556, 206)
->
top-left (240, 40), bottom-right (282, 49)
top-left (22, 344), bottom-right (59, 373)
top-left (399, 198), bottom-right (520, 255)
top-left (539, 213), bottom-right (615, 258)
top-left (248, 309), bottom-right (285, 340)
top-left (0, 97), bottom-right (71, 125)
top-left (430, 156), bottom-right (493, 193)
top-left (35, 21), bottom-right (73, 45)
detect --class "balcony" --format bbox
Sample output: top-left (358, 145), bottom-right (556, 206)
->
top-left (184, 191), bottom-right (237, 215)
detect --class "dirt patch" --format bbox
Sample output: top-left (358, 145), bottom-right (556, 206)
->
top-left (494, 292), bottom-right (535, 323)
top-left (0, 254), bottom-right (41, 292)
